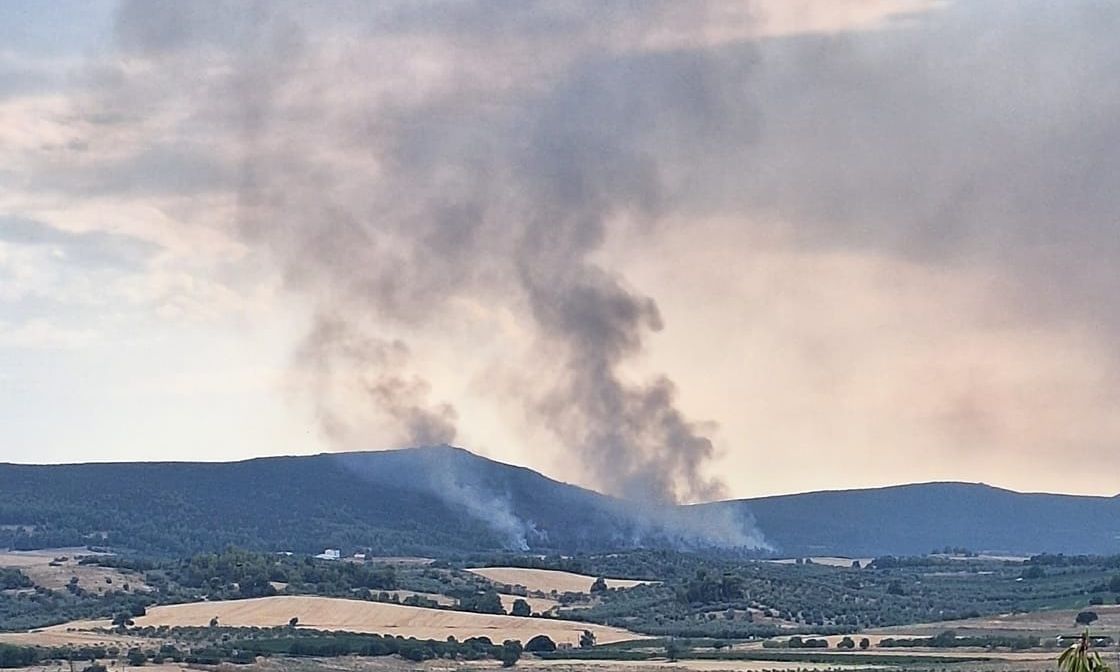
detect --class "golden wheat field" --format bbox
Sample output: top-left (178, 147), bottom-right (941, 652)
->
top-left (466, 567), bottom-right (649, 594)
top-left (48, 595), bottom-right (639, 646)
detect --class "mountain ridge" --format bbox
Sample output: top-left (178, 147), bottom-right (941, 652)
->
top-left (7, 445), bottom-right (1114, 501)
top-left (1, 445), bottom-right (1118, 557)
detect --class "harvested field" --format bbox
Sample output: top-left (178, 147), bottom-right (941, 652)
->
top-left (498, 594), bottom-right (559, 614)
top-left (766, 557), bottom-right (873, 568)
top-left (528, 661), bottom-right (879, 671)
top-left (0, 625), bottom-right (145, 648)
top-left (467, 567), bottom-right (648, 594)
top-left (0, 550), bottom-right (147, 595)
top-left (385, 590), bottom-right (455, 607)
top-left (50, 595), bottom-right (640, 647)
top-left (872, 604), bottom-right (1120, 637)
top-left (251, 655), bottom-right (882, 672)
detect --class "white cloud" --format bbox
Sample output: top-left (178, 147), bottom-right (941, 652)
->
top-left (0, 318), bottom-right (97, 349)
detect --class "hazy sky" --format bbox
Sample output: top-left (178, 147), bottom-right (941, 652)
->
top-left (2, 0), bottom-right (1119, 501)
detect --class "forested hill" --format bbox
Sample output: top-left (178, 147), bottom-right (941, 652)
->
top-left (1, 446), bottom-right (1118, 557)
top-left (713, 482), bottom-right (1120, 557)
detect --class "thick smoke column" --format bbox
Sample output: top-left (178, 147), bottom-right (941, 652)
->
top-left (105, 0), bottom-right (749, 505)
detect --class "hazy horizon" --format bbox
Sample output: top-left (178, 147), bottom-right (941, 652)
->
top-left (3, 1), bottom-right (1120, 501)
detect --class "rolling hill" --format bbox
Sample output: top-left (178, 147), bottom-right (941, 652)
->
top-left (1, 446), bottom-right (1117, 557)
top-left (707, 481), bottom-right (1120, 557)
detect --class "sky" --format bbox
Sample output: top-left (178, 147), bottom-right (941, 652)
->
top-left (1, 0), bottom-right (1119, 501)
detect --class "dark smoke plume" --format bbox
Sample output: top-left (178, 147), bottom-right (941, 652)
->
top-left (101, 0), bottom-right (752, 507)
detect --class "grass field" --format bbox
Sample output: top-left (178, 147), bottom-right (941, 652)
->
top-left (468, 567), bottom-right (649, 594)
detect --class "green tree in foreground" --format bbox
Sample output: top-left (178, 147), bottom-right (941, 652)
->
top-left (1059, 631), bottom-right (1112, 672)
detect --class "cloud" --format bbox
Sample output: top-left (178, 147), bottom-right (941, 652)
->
top-left (0, 318), bottom-right (97, 349)
top-left (0, 215), bottom-right (159, 270)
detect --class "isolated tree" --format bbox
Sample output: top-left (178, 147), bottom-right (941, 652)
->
top-left (665, 639), bottom-right (684, 662)
top-left (288, 617), bottom-right (299, 628)
top-left (1076, 611), bottom-right (1100, 626)
top-left (859, 638), bottom-right (871, 650)
top-left (111, 613), bottom-right (134, 628)
top-left (511, 599), bottom-right (532, 617)
top-left (590, 577), bottom-right (608, 593)
top-left (209, 617), bottom-right (220, 628)
top-left (460, 590), bottom-right (505, 614)
top-left (1059, 631), bottom-right (1112, 672)
top-left (126, 649), bottom-right (146, 667)
top-left (579, 630), bottom-right (596, 648)
top-left (838, 636), bottom-right (855, 649)
top-left (500, 640), bottom-right (522, 667)
top-left (524, 635), bottom-right (556, 653)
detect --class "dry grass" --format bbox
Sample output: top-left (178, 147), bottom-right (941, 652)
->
top-left (0, 550), bottom-right (147, 595)
top-left (246, 654), bottom-right (888, 672)
top-left (766, 557), bottom-right (873, 568)
top-left (497, 594), bottom-right (559, 614)
top-left (384, 590), bottom-right (455, 607)
top-left (871, 604), bottom-right (1120, 637)
top-left (44, 595), bottom-right (640, 647)
top-left (0, 626), bottom-right (144, 648)
top-left (467, 568), bottom-right (648, 594)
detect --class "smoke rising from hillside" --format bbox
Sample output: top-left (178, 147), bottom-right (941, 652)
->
top-left (103, 0), bottom-right (749, 506)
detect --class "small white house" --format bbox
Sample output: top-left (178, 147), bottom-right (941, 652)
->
top-left (314, 549), bottom-right (341, 561)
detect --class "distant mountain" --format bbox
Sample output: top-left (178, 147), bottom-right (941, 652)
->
top-left (712, 482), bottom-right (1120, 557)
top-left (1, 446), bottom-right (1117, 557)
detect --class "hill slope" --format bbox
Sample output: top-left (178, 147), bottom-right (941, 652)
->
top-left (1, 447), bottom-right (1118, 557)
top-left (716, 482), bottom-right (1120, 556)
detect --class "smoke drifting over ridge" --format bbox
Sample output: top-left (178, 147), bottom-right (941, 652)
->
top-left (25, 0), bottom-right (1119, 507)
top-left (103, 0), bottom-right (749, 506)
